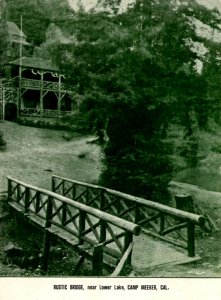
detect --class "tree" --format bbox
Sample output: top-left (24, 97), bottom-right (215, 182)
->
top-left (0, 0), bottom-right (8, 73)
top-left (30, 0), bottom-right (221, 201)
top-left (6, 0), bottom-right (73, 46)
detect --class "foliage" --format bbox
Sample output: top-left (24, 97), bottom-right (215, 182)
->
top-left (6, 0), bottom-right (73, 46)
top-left (7, 0), bottom-right (221, 201)
top-left (37, 0), bottom-right (221, 201)
top-left (0, 0), bottom-right (8, 72)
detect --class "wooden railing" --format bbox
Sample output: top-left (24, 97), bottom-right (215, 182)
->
top-left (20, 78), bottom-right (65, 91)
top-left (52, 175), bottom-right (205, 258)
top-left (20, 108), bottom-right (71, 117)
top-left (7, 177), bottom-right (141, 276)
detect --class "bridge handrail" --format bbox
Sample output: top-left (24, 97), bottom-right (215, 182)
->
top-left (52, 175), bottom-right (204, 226)
top-left (7, 176), bottom-right (140, 236)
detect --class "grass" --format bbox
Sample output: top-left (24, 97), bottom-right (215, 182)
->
top-left (0, 121), bottom-right (103, 276)
top-left (0, 121), bottom-right (102, 191)
top-left (1, 121), bottom-right (221, 277)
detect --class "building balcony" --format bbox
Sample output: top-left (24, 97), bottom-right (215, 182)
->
top-left (20, 78), bottom-right (66, 91)
top-left (20, 108), bottom-right (71, 117)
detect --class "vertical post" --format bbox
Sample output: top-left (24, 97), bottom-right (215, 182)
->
top-left (45, 196), bottom-right (53, 228)
top-left (99, 220), bottom-right (106, 243)
top-left (41, 196), bottom-right (53, 272)
top-left (124, 232), bottom-right (133, 266)
top-left (58, 75), bottom-right (61, 120)
top-left (72, 184), bottom-right (76, 200)
top-left (175, 194), bottom-right (194, 213)
top-left (135, 204), bottom-right (141, 223)
top-left (85, 187), bottom-right (89, 205)
top-left (18, 15), bottom-right (23, 118)
top-left (62, 180), bottom-right (65, 196)
top-left (187, 221), bottom-right (195, 257)
top-left (62, 202), bottom-right (67, 226)
top-left (40, 72), bottom-right (44, 119)
top-left (51, 176), bottom-right (55, 193)
top-left (35, 191), bottom-right (40, 213)
top-left (24, 187), bottom-right (30, 214)
top-left (78, 210), bottom-right (86, 245)
top-left (159, 213), bottom-right (165, 234)
top-left (99, 189), bottom-right (106, 243)
top-left (17, 184), bottom-right (21, 203)
top-left (8, 178), bottom-right (12, 200)
top-left (2, 88), bottom-right (5, 122)
top-left (100, 188), bottom-right (105, 211)
top-left (92, 243), bottom-right (103, 276)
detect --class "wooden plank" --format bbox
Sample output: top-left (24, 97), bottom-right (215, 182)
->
top-left (132, 234), bottom-right (188, 270)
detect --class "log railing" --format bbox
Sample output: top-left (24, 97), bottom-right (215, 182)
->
top-left (7, 177), bottom-right (140, 276)
top-left (52, 175), bottom-right (205, 258)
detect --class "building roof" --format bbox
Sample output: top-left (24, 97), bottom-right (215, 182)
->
top-left (7, 21), bottom-right (30, 45)
top-left (7, 21), bottom-right (26, 38)
top-left (8, 57), bottom-right (59, 72)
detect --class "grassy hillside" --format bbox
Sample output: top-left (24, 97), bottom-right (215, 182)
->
top-left (0, 121), bottom-right (102, 191)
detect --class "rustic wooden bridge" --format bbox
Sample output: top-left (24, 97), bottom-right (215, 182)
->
top-left (6, 175), bottom-right (205, 276)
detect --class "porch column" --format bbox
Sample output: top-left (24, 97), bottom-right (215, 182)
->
top-left (40, 72), bottom-right (43, 118)
top-left (58, 75), bottom-right (61, 119)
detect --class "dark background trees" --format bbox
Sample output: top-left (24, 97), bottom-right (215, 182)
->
top-left (0, 0), bottom-right (8, 73)
top-left (3, 0), bottom-right (221, 202)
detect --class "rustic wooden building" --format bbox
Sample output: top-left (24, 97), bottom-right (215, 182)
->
top-left (1, 56), bottom-right (74, 120)
top-left (0, 21), bottom-right (74, 121)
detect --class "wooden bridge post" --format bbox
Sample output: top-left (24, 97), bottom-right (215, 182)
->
top-left (92, 243), bottom-right (104, 276)
top-left (99, 188), bottom-right (106, 211)
top-left (85, 187), bottom-right (89, 205)
top-left (7, 178), bottom-right (12, 199)
top-left (62, 202), bottom-right (67, 226)
top-left (159, 213), bottom-right (165, 234)
top-left (176, 194), bottom-right (195, 257)
top-left (135, 204), bottom-right (141, 223)
top-left (78, 211), bottom-right (86, 245)
top-left (72, 184), bottom-right (76, 199)
top-left (187, 221), bottom-right (195, 257)
top-left (17, 184), bottom-right (21, 203)
top-left (24, 187), bottom-right (30, 214)
top-left (175, 194), bottom-right (194, 213)
top-left (35, 191), bottom-right (40, 213)
top-left (99, 189), bottom-right (107, 243)
top-left (62, 180), bottom-right (65, 196)
top-left (99, 220), bottom-right (106, 243)
top-left (51, 177), bottom-right (55, 193)
top-left (41, 196), bottom-right (53, 272)
top-left (124, 232), bottom-right (133, 266)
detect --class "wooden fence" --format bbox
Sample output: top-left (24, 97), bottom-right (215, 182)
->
top-left (52, 175), bottom-right (205, 258)
top-left (7, 177), bottom-right (141, 276)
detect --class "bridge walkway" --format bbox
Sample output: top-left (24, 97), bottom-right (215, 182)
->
top-left (132, 234), bottom-right (199, 272)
